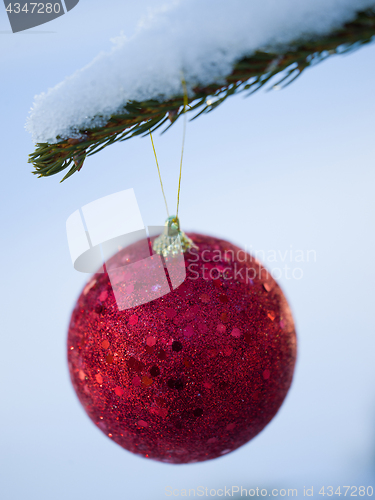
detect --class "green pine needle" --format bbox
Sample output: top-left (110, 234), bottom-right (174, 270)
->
top-left (28, 9), bottom-right (375, 182)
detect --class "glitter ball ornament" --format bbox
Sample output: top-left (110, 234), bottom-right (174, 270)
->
top-left (67, 233), bottom-right (297, 464)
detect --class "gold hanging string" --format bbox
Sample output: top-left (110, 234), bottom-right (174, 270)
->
top-left (176, 74), bottom-right (188, 219)
top-left (149, 73), bottom-right (188, 221)
top-left (151, 75), bottom-right (196, 256)
top-left (149, 130), bottom-right (169, 217)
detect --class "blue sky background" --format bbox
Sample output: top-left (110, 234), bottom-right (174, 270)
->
top-left (0, 2), bottom-right (374, 499)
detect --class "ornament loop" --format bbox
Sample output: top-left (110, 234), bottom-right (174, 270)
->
top-left (152, 216), bottom-right (197, 257)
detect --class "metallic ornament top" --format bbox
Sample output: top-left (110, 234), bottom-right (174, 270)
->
top-left (152, 216), bottom-right (197, 257)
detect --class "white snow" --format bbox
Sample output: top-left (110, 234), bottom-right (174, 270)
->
top-left (26, 0), bottom-right (375, 144)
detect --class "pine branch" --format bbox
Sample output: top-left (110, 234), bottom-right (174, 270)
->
top-left (28, 8), bottom-right (375, 182)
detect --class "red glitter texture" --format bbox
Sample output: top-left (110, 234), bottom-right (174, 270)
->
top-left (67, 233), bottom-right (297, 463)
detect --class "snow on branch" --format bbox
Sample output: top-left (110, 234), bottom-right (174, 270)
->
top-left (26, 0), bottom-right (375, 145)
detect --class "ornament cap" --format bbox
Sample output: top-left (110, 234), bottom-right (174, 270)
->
top-left (152, 216), bottom-right (197, 257)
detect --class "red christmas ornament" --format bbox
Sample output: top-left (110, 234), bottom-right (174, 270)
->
top-left (67, 233), bottom-right (297, 463)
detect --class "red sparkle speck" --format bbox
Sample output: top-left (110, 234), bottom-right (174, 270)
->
top-left (146, 336), bottom-right (156, 347)
top-left (129, 314), bottom-right (138, 326)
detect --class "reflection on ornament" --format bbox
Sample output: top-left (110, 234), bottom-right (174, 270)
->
top-left (67, 233), bottom-right (297, 463)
